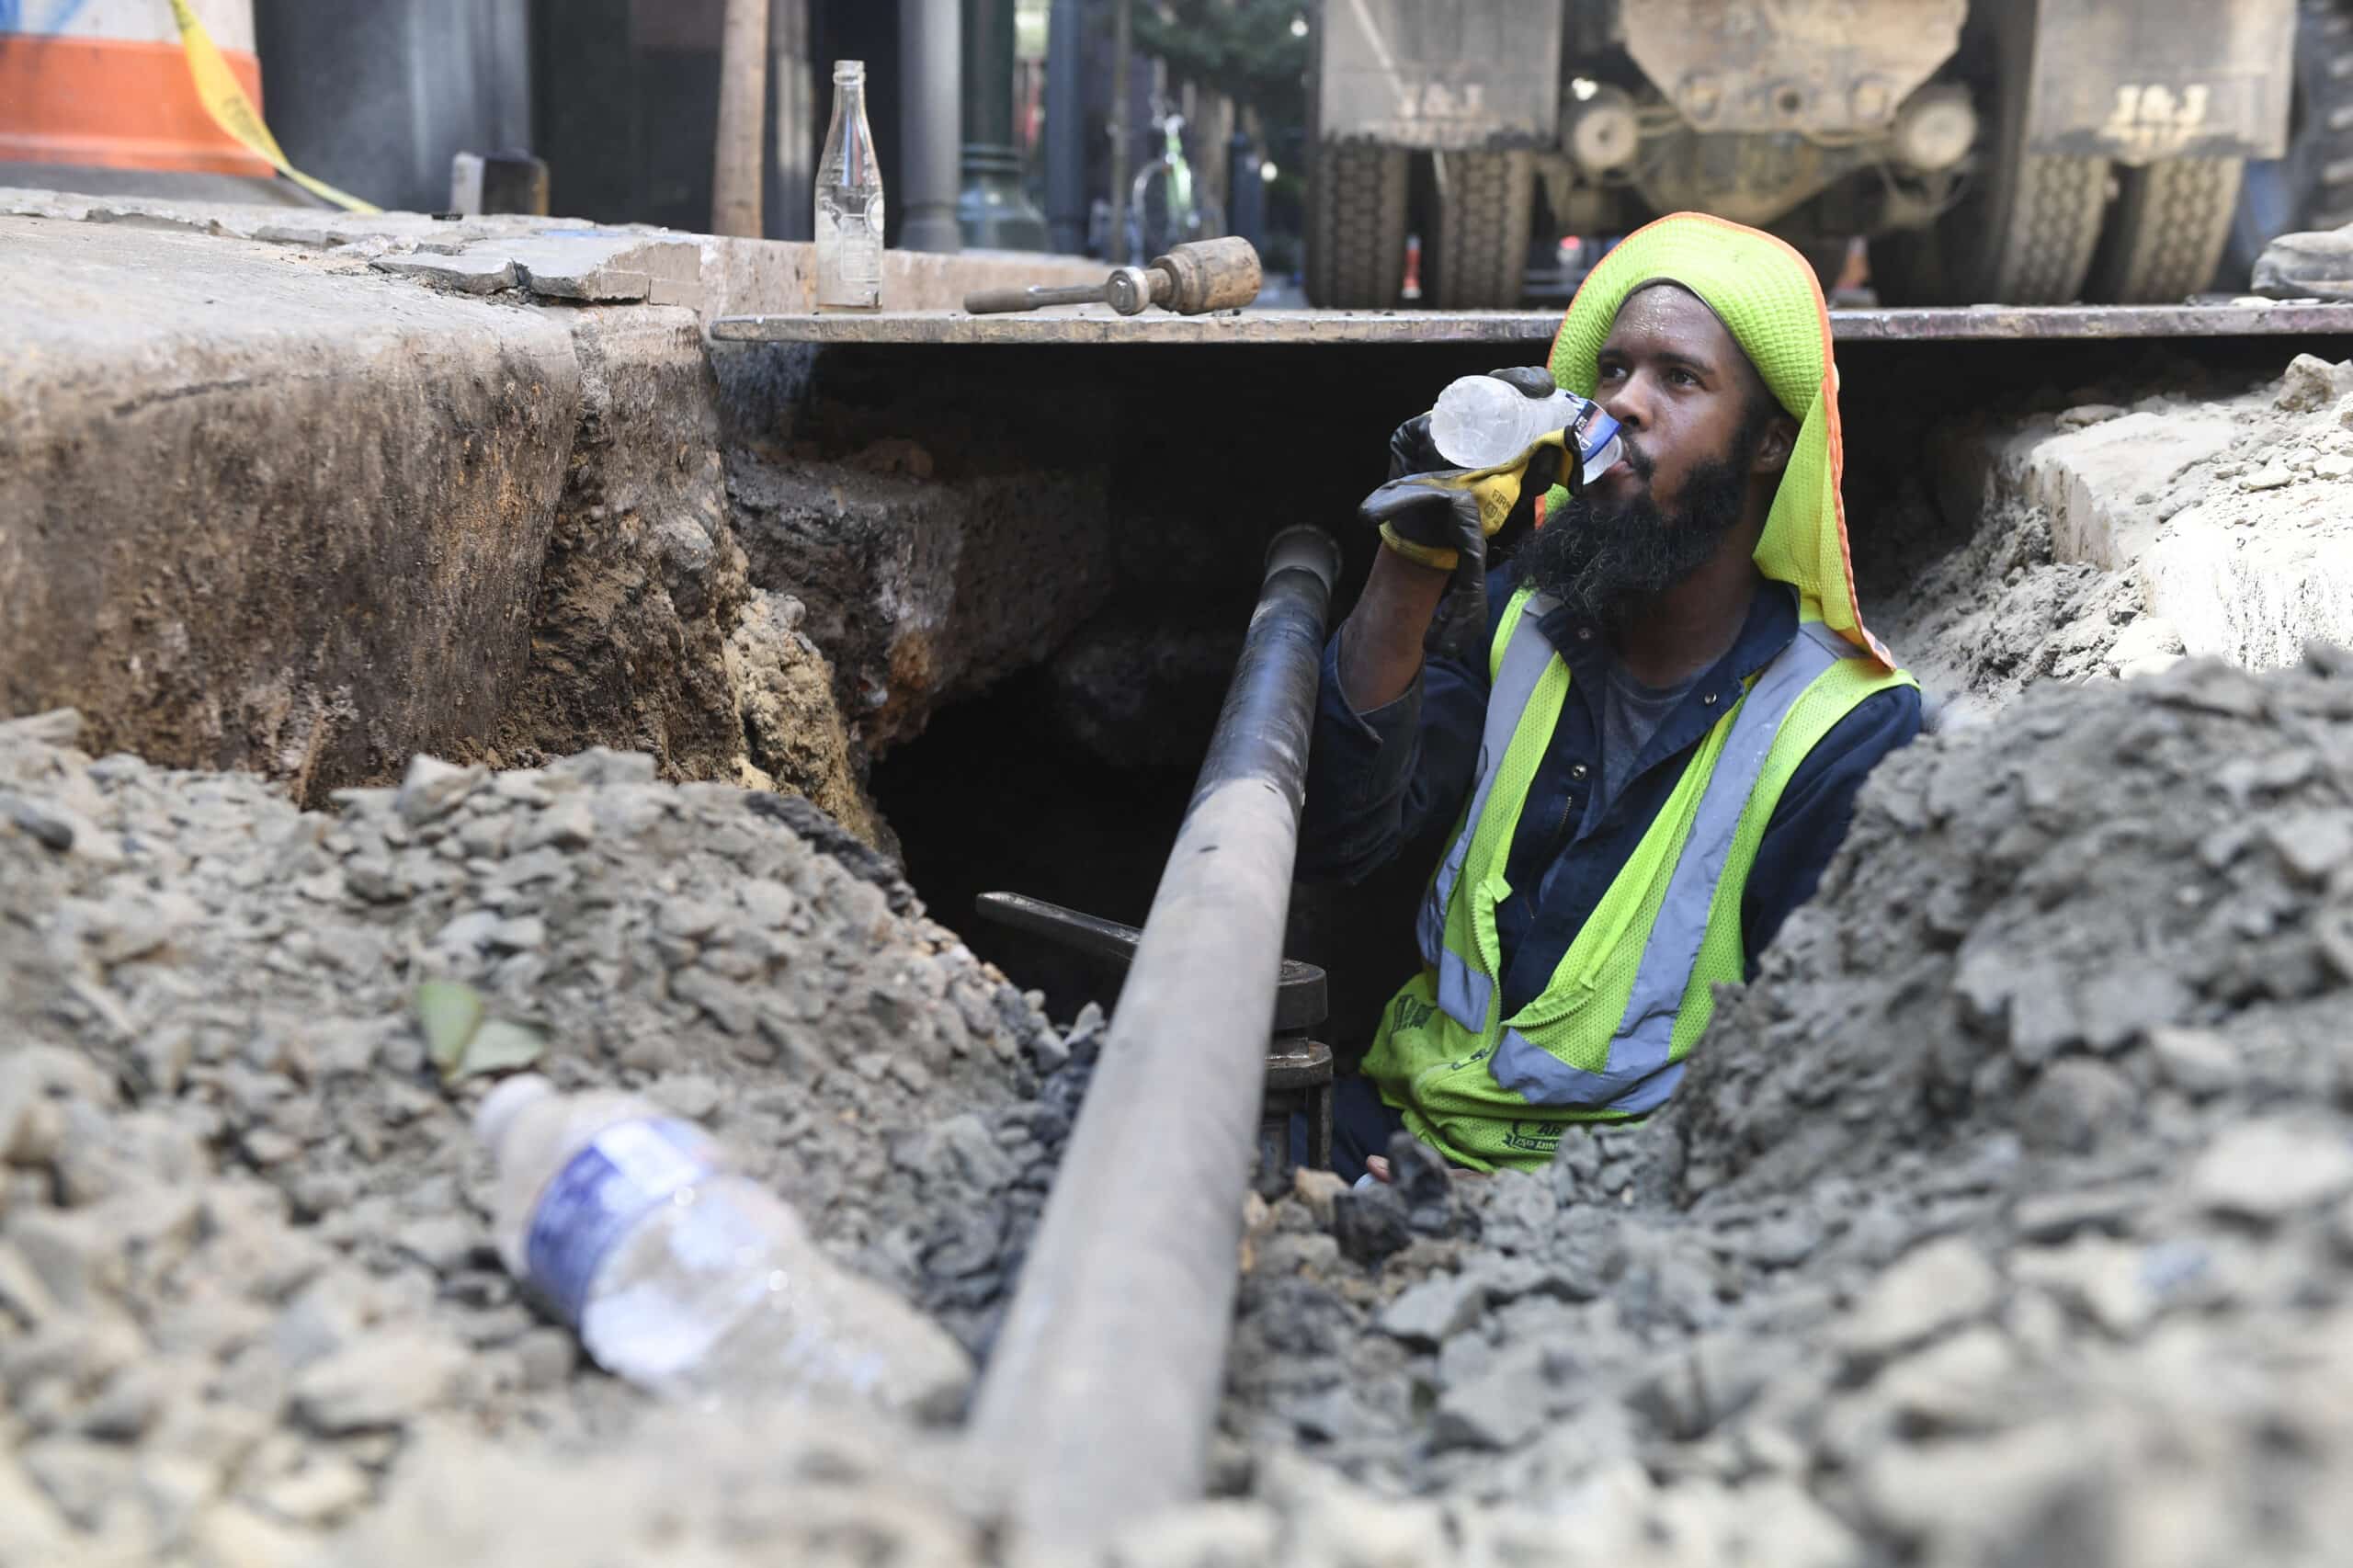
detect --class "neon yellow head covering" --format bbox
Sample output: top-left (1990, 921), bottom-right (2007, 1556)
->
top-left (1537, 212), bottom-right (1893, 668)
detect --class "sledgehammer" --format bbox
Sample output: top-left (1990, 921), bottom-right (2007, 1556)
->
top-left (962, 235), bottom-right (1262, 316)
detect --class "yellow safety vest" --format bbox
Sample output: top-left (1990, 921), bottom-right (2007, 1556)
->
top-left (1361, 585), bottom-right (1917, 1171)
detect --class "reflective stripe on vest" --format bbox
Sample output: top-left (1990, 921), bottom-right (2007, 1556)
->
top-left (1487, 619), bottom-right (1853, 1112)
top-left (1426, 613), bottom-right (1852, 1113)
top-left (1414, 591), bottom-right (1565, 1032)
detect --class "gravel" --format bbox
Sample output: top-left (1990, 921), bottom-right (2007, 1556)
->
top-left (12, 642), bottom-right (2353, 1564)
top-left (0, 711), bottom-right (1086, 1565)
top-left (1217, 647), bottom-right (2353, 1568)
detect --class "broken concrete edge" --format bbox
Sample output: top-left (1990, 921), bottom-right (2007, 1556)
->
top-left (0, 185), bottom-right (1103, 326)
top-left (1935, 354), bottom-right (2353, 672)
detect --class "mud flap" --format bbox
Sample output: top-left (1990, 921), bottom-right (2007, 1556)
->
top-left (2025, 0), bottom-right (2296, 163)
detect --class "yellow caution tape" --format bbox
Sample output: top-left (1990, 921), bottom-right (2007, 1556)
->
top-left (165, 0), bottom-right (380, 213)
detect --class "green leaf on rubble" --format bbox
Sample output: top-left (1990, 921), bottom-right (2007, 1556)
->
top-left (414, 980), bottom-right (547, 1080)
top-left (415, 980), bottom-right (485, 1074)
top-left (460, 1019), bottom-right (547, 1078)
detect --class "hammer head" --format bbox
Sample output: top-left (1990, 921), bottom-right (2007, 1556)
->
top-left (1147, 237), bottom-right (1262, 314)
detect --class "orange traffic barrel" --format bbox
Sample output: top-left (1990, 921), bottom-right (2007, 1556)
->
top-left (0, 0), bottom-right (271, 177)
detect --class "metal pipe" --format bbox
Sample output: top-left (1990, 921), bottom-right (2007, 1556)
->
top-left (765, 0), bottom-right (814, 242)
top-left (900, 0), bottom-right (963, 252)
top-left (966, 525), bottom-right (1340, 1562)
top-left (1043, 0), bottom-right (1086, 253)
top-left (711, 0), bottom-right (769, 237)
top-left (1106, 0), bottom-right (1131, 262)
top-left (956, 0), bottom-right (1049, 248)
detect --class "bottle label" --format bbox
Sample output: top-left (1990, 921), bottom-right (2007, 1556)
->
top-left (525, 1118), bottom-right (717, 1324)
top-left (840, 227), bottom-right (880, 285)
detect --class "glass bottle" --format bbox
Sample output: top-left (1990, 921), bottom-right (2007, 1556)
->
top-left (815, 60), bottom-right (884, 311)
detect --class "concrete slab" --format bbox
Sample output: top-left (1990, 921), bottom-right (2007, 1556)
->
top-left (1939, 364), bottom-right (2353, 672)
top-left (0, 187), bottom-right (1104, 327)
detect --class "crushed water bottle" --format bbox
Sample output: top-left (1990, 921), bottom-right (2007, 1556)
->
top-left (1428, 374), bottom-right (1626, 489)
top-left (476, 1074), bottom-right (971, 1419)
top-left (815, 60), bottom-right (884, 311)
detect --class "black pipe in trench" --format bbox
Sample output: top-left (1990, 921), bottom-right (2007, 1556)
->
top-left (964, 525), bottom-right (1341, 1558)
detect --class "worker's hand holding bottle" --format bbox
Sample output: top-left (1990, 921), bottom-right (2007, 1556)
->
top-left (1356, 366), bottom-right (1570, 574)
top-left (1349, 367), bottom-right (1586, 673)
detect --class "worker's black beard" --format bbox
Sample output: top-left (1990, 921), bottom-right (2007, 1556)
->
top-left (1516, 440), bottom-right (1754, 633)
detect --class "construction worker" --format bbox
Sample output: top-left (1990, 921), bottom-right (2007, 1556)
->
top-left (1300, 214), bottom-right (1922, 1179)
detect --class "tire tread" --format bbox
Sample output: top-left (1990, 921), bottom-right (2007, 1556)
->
top-left (1428, 150), bottom-right (1534, 310)
top-left (1305, 142), bottom-right (1409, 309)
top-left (2088, 157), bottom-right (2245, 303)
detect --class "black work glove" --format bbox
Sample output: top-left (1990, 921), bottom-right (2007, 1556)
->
top-left (1357, 366), bottom-right (1569, 572)
top-left (1356, 367), bottom-right (1568, 666)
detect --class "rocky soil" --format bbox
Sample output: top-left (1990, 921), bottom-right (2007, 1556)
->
top-left (1219, 648), bottom-right (2353, 1568)
top-left (12, 647), bottom-right (2353, 1568)
top-left (0, 710), bottom-right (1097, 1566)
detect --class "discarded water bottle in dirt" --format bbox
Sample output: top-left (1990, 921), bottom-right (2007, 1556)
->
top-left (1428, 374), bottom-right (1625, 489)
top-left (475, 1074), bottom-right (971, 1418)
top-left (815, 60), bottom-right (884, 311)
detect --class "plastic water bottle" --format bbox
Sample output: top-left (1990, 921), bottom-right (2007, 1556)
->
top-left (1428, 374), bottom-right (1626, 488)
top-left (475, 1074), bottom-right (972, 1419)
top-left (815, 60), bottom-right (884, 311)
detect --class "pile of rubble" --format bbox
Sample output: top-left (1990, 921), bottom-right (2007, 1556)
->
top-left (0, 710), bottom-right (1093, 1565)
top-left (1222, 648), bottom-right (2353, 1566)
top-left (14, 646), bottom-right (2350, 1567)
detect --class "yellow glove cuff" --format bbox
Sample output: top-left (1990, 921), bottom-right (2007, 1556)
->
top-left (1378, 524), bottom-right (1459, 573)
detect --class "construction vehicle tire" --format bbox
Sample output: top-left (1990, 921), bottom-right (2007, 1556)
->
top-left (1425, 149), bottom-right (1534, 310)
top-left (2222, 0), bottom-right (2353, 286)
top-left (1876, 2), bottom-right (2110, 304)
top-left (1305, 141), bottom-right (1409, 309)
top-left (2086, 157), bottom-right (2246, 303)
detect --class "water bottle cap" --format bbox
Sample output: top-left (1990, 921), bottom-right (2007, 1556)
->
top-left (473, 1072), bottom-right (554, 1154)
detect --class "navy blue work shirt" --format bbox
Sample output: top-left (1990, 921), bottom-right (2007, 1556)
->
top-left (1299, 567), bottom-right (1921, 1021)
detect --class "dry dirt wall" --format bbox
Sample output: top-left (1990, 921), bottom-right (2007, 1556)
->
top-left (0, 216), bottom-right (581, 795)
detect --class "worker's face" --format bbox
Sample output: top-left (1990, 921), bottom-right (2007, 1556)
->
top-left (1586, 284), bottom-right (1788, 522)
top-left (1515, 286), bottom-right (1790, 627)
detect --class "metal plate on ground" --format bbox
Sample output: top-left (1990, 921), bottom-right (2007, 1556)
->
top-left (710, 301), bottom-right (2353, 347)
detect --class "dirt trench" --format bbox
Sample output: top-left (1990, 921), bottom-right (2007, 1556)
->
top-left (3, 342), bottom-right (2353, 1567)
